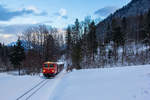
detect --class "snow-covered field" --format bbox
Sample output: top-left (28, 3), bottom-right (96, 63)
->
top-left (52, 65), bottom-right (150, 100)
top-left (0, 73), bottom-right (47, 100)
top-left (0, 70), bottom-right (66, 100)
top-left (0, 65), bottom-right (150, 100)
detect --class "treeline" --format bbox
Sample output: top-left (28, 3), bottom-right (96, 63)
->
top-left (66, 17), bottom-right (98, 69)
top-left (0, 25), bottom-right (64, 75)
top-left (66, 10), bottom-right (150, 69)
top-left (1, 10), bottom-right (150, 73)
top-left (0, 43), bottom-right (11, 71)
top-left (20, 25), bottom-right (63, 74)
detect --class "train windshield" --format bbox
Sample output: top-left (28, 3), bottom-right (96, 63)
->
top-left (49, 64), bottom-right (54, 68)
top-left (44, 64), bottom-right (48, 68)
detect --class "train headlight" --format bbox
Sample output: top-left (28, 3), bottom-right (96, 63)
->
top-left (52, 70), bottom-right (54, 72)
top-left (43, 69), bottom-right (46, 73)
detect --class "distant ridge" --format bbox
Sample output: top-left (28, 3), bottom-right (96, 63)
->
top-left (96, 0), bottom-right (150, 40)
top-left (7, 40), bottom-right (32, 50)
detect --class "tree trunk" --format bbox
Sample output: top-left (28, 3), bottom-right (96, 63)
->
top-left (122, 45), bottom-right (125, 65)
top-left (18, 65), bottom-right (20, 75)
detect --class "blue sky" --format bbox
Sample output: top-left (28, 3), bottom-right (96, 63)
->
top-left (0, 0), bottom-right (131, 44)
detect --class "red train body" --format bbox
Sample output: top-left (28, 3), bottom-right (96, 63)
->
top-left (42, 61), bottom-right (64, 77)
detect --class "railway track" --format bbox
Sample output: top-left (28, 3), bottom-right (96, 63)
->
top-left (16, 70), bottom-right (66, 100)
top-left (16, 79), bottom-right (49, 100)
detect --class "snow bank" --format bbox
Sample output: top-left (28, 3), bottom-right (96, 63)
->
top-left (52, 65), bottom-right (150, 100)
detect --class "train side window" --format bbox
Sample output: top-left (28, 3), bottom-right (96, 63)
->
top-left (44, 64), bottom-right (48, 68)
top-left (49, 64), bottom-right (54, 68)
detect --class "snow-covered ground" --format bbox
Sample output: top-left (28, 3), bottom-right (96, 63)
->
top-left (0, 65), bottom-right (150, 100)
top-left (0, 70), bottom-right (66, 100)
top-left (52, 65), bottom-right (150, 100)
top-left (0, 73), bottom-right (44, 100)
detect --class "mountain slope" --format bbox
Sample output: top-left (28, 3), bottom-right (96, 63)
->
top-left (7, 40), bottom-right (32, 50)
top-left (96, 0), bottom-right (150, 40)
top-left (113, 0), bottom-right (150, 17)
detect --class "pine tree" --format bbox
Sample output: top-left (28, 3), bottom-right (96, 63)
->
top-left (71, 40), bottom-right (82, 69)
top-left (44, 34), bottom-right (55, 61)
top-left (66, 26), bottom-right (72, 59)
top-left (73, 19), bottom-right (80, 43)
top-left (122, 17), bottom-right (127, 40)
top-left (71, 19), bottom-right (82, 69)
top-left (144, 10), bottom-right (150, 47)
top-left (112, 24), bottom-right (125, 47)
top-left (105, 24), bottom-right (112, 44)
top-left (121, 17), bottom-right (127, 64)
top-left (87, 21), bottom-right (98, 61)
top-left (111, 18), bottom-right (123, 64)
top-left (9, 39), bottom-right (25, 75)
top-left (112, 26), bottom-right (125, 64)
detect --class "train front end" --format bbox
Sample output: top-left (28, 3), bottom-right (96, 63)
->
top-left (42, 62), bottom-right (56, 77)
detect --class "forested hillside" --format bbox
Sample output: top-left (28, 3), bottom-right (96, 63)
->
top-left (65, 0), bottom-right (150, 69)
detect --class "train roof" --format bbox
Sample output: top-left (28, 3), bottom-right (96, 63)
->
top-left (44, 61), bottom-right (64, 65)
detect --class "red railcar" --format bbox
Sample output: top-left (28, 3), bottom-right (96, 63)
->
top-left (42, 61), bottom-right (64, 77)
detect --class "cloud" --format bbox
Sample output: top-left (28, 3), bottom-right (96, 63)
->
top-left (0, 24), bottom-right (31, 34)
top-left (0, 4), bottom-right (48, 21)
top-left (0, 34), bottom-right (13, 38)
top-left (54, 8), bottom-right (68, 19)
top-left (0, 33), bottom-right (17, 44)
top-left (0, 23), bottom-right (53, 44)
top-left (0, 24), bottom-right (34, 44)
top-left (23, 6), bottom-right (48, 16)
top-left (38, 20), bottom-right (53, 25)
top-left (62, 16), bottom-right (68, 19)
top-left (94, 6), bottom-right (118, 18)
top-left (59, 8), bottom-right (67, 17)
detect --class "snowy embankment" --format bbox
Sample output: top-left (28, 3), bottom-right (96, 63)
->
top-left (52, 65), bottom-right (150, 100)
